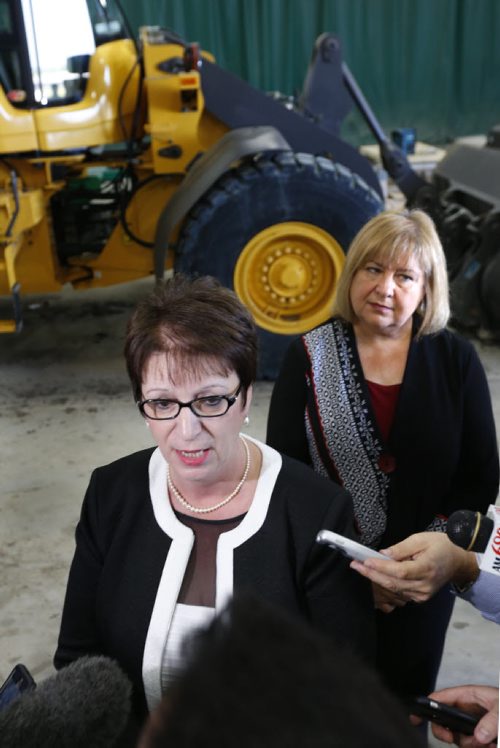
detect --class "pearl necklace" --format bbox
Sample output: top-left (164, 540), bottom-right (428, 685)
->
top-left (167, 435), bottom-right (251, 514)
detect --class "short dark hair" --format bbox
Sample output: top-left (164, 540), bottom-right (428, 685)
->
top-left (142, 595), bottom-right (422, 748)
top-left (124, 275), bottom-right (258, 403)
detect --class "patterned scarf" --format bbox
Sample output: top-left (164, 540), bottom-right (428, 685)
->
top-left (303, 319), bottom-right (388, 547)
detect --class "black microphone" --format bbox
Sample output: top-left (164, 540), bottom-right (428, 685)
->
top-left (0, 656), bottom-right (132, 748)
top-left (446, 510), bottom-right (494, 553)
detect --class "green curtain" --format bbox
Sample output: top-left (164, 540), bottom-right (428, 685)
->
top-left (119, 0), bottom-right (500, 145)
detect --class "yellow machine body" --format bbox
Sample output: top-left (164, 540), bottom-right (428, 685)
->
top-left (0, 1), bottom-right (383, 374)
top-left (0, 32), bottom-right (227, 310)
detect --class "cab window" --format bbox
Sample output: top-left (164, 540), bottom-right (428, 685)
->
top-left (3, 0), bottom-right (130, 108)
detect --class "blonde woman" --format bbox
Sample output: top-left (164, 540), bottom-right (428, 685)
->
top-left (267, 210), bottom-right (499, 704)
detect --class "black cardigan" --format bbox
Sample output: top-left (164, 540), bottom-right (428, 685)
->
top-left (267, 321), bottom-right (499, 547)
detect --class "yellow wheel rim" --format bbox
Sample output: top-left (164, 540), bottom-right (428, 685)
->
top-left (234, 221), bottom-right (345, 335)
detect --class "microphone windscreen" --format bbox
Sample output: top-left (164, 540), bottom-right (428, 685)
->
top-left (0, 656), bottom-right (132, 748)
top-left (446, 510), bottom-right (494, 553)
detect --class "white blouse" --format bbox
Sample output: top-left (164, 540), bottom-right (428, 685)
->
top-left (160, 603), bottom-right (216, 691)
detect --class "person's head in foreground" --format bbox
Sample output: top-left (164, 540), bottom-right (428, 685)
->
top-left (139, 594), bottom-right (423, 748)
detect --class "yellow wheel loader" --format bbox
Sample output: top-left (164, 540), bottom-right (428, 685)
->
top-left (0, 0), bottom-right (399, 377)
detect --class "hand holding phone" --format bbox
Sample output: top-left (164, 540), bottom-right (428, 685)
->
top-left (407, 695), bottom-right (479, 736)
top-left (316, 529), bottom-right (386, 562)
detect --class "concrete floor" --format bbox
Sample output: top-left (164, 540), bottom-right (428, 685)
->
top-left (1, 279), bottom-right (500, 745)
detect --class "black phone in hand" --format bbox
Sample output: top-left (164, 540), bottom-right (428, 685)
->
top-left (408, 695), bottom-right (479, 736)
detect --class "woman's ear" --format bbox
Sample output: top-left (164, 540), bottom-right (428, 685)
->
top-left (418, 285), bottom-right (428, 314)
top-left (243, 384), bottom-right (253, 416)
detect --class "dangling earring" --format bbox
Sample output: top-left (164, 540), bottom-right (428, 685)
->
top-left (244, 416), bottom-right (250, 426)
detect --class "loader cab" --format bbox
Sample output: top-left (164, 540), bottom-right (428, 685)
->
top-left (0, 0), bottom-right (139, 153)
top-left (0, 0), bottom-right (130, 108)
top-left (0, 0), bottom-right (32, 105)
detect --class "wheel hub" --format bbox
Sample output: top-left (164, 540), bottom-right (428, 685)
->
top-left (267, 250), bottom-right (311, 299)
top-left (234, 221), bottom-right (345, 334)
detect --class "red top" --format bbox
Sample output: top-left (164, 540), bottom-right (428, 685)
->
top-left (366, 380), bottom-right (401, 444)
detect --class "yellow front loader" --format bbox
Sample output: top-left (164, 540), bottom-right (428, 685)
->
top-left (0, 0), bottom-right (385, 376)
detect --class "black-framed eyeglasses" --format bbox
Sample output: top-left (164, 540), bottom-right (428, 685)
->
top-left (138, 385), bottom-right (242, 421)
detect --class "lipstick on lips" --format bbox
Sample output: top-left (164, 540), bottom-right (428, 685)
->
top-left (369, 301), bottom-right (392, 313)
top-left (176, 448), bottom-right (210, 466)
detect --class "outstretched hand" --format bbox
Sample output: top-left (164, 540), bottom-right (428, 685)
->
top-left (350, 532), bottom-right (479, 607)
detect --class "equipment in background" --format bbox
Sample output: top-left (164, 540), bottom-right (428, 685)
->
top-left (0, 0), bottom-right (390, 377)
top-left (391, 128), bottom-right (416, 155)
top-left (413, 133), bottom-right (500, 339)
top-left (1, 0), bottom-right (497, 374)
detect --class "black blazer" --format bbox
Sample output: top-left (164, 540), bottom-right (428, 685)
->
top-left (54, 439), bottom-right (375, 723)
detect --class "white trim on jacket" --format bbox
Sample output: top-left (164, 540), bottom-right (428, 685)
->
top-left (142, 435), bottom-right (282, 710)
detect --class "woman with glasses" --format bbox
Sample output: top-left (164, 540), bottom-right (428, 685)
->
top-left (54, 274), bottom-right (375, 741)
top-left (266, 210), bottom-right (499, 710)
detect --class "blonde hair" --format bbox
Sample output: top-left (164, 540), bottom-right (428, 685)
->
top-left (332, 209), bottom-right (450, 336)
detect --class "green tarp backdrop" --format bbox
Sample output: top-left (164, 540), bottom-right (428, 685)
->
top-left (120, 0), bottom-right (500, 146)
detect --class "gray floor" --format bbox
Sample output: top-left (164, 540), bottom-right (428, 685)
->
top-left (1, 279), bottom-right (499, 745)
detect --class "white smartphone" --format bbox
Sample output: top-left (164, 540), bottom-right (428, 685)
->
top-left (316, 529), bottom-right (386, 562)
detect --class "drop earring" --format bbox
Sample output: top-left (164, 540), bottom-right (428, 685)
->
top-left (244, 416), bottom-right (250, 426)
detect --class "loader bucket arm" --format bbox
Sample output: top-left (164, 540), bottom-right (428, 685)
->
top-left (341, 61), bottom-right (426, 203)
top-left (199, 58), bottom-right (384, 200)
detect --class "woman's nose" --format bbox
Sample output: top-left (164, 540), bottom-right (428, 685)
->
top-left (376, 272), bottom-right (395, 296)
top-left (176, 406), bottom-right (202, 439)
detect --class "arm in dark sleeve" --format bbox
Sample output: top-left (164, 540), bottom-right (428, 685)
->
top-left (303, 489), bottom-right (376, 664)
top-left (266, 337), bottom-right (311, 465)
top-left (54, 472), bottom-right (104, 669)
top-left (444, 343), bottom-right (499, 516)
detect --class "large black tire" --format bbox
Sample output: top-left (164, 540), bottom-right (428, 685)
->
top-left (174, 151), bottom-right (383, 379)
